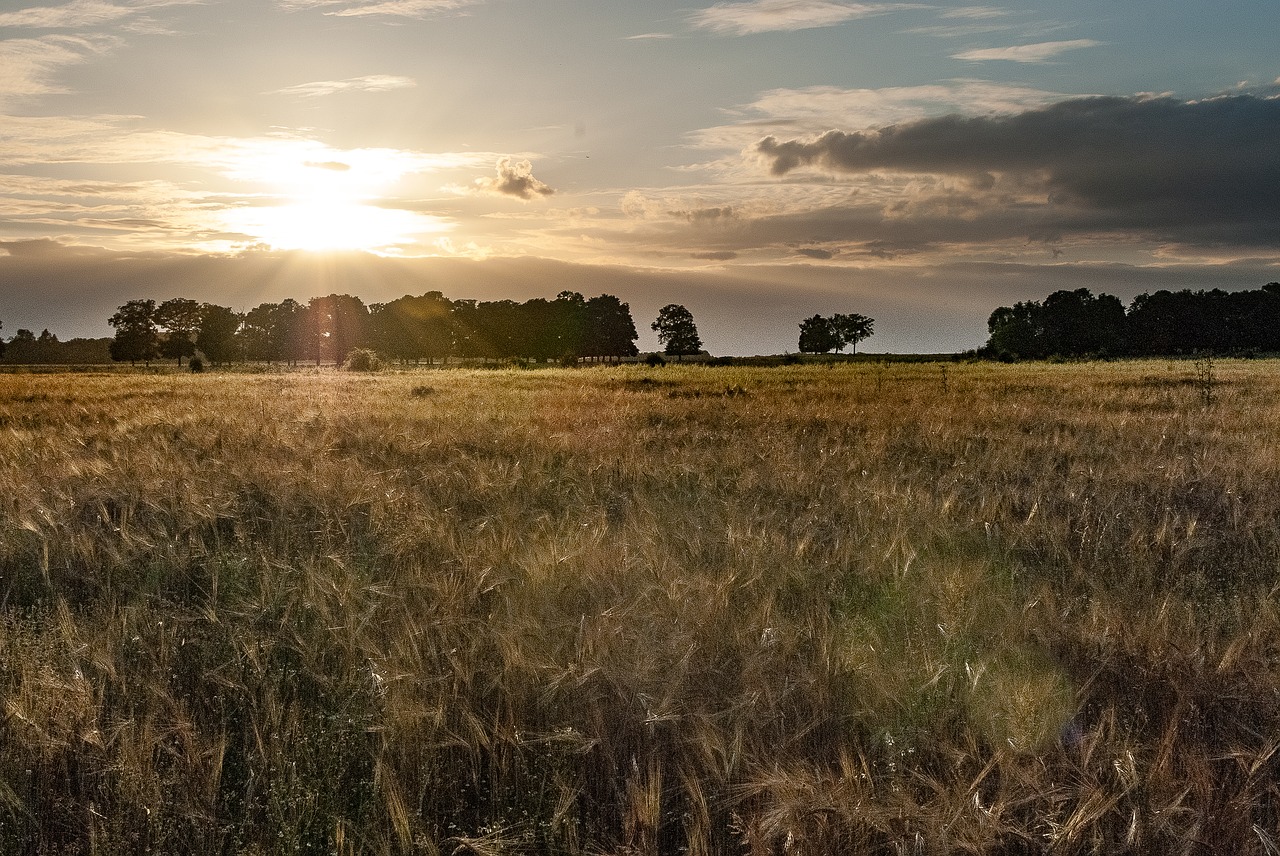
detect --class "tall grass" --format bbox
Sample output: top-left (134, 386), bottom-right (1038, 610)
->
top-left (1, 360), bottom-right (1278, 853)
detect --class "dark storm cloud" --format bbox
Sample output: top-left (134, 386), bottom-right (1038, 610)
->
top-left (756, 94), bottom-right (1280, 245)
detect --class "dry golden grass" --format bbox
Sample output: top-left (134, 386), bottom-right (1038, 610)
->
top-left (1, 359), bottom-right (1279, 854)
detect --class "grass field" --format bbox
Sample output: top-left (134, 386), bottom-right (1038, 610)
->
top-left (1, 359), bottom-right (1278, 854)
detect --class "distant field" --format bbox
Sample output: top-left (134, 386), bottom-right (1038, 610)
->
top-left (1, 360), bottom-right (1278, 854)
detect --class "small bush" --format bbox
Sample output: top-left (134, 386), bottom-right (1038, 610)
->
top-left (343, 348), bottom-right (385, 372)
top-left (644, 353), bottom-right (667, 367)
top-left (188, 356), bottom-right (205, 373)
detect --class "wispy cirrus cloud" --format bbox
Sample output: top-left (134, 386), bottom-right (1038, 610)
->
top-left (0, 0), bottom-right (202, 29)
top-left (953, 38), bottom-right (1100, 63)
top-left (0, 34), bottom-right (113, 104)
top-left (267, 74), bottom-right (417, 98)
top-left (689, 0), bottom-right (921, 36)
top-left (277, 0), bottom-right (478, 17)
top-left (940, 6), bottom-right (1009, 19)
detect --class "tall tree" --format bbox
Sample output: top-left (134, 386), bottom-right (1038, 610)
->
top-left (550, 290), bottom-right (588, 359)
top-left (830, 313), bottom-right (875, 353)
top-left (0, 321), bottom-right (8, 360)
top-left (583, 294), bottom-right (639, 361)
top-left (196, 304), bottom-right (242, 365)
top-left (108, 299), bottom-right (160, 365)
top-left (986, 302), bottom-right (1042, 359)
top-left (1037, 289), bottom-right (1124, 356)
top-left (307, 294), bottom-right (370, 364)
top-left (155, 297), bottom-right (203, 365)
top-left (798, 315), bottom-right (839, 354)
top-left (651, 304), bottom-right (702, 359)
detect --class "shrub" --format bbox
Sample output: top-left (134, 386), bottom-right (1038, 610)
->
top-left (342, 348), bottom-right (385, 372)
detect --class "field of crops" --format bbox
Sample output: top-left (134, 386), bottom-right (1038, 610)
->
top-left (1, 360), bottom-right (1278, 854)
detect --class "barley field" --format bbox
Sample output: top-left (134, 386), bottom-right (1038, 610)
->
top-left (1, 360), bottom-right (1278, 855)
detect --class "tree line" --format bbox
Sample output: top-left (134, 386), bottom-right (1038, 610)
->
top-left (983, 283), bottom-right (1280, 360)
top-left (98, 291), bottom-right (648, 367)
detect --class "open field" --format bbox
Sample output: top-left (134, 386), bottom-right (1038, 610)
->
top-left (1, 360), bottom-right (1279, 854)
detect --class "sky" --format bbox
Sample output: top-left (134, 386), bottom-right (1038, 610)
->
top-left (1, 0), bottom-right (1278, 354)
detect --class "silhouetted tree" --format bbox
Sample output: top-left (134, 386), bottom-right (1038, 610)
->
top-left (986, 301), bottom-right (1041, 359)
top-left (985, 288), bottom-right (1123, 359)
top-left (155, 297), bottom-right (203, 366)
top-left (1038, 289), bottom-right (1124, 356)
top-left (550, 290), bottom-right (588, 359)
top-left (583, 294), bottom-right (639, 361)
top-left (8, 329), bottom-right (37, 361)
top-left (196, 304), bottom-right (242, 365)
top-left (652, 304), bottom-right (702, 359)
top-left (369, 292), bottom-right (454, 365)
top-left (831, 313), bottom-right (874, 353)
top-left (0, 321), bottom-right (5, 360)
top-left (307, 294), bottom-right (370, 364)
top-left (108, 299), bottom-right (160, 365)
top-left (798, 315), bottom-right (840, 354)
top-left (1125, 287), bottom-right (1279, 356)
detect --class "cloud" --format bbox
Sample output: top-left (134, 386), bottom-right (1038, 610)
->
top-left (0, 34), bottom-right (112, 103)
top-left (753, 93), bottom-right (1280, 250)
top-left (689, 1), bottom-right (919, 36)
top-left (473, 158), bottom-right (554, 201)
top-left (0, 0), bottom-right (202, 30)
top-left (952, 39), bottom-right (1100, 63)
top-left (685, 80), bottom-right (1065, 160)
top-left (268, 75), bottom-right (417, 98)
top-left (692, 251), bottom-right (738, 260)
top-left (795, 247), bottom-right (835, 259)
top-left (941, 6), bottom-right (1009, 19)
top-left (279, 0), bottom-right (478, 17)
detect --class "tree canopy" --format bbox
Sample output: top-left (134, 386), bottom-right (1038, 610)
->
top-left (108, 299), bottom-right (160, 365)
top-left (984, 284), bottom-right (1280, 359)
top-left (651, 304), bottom-right (702, 359)
top-left (91, 289), bottom-right (641, 367)
top-left (798, 313), bottom-right (874, 354)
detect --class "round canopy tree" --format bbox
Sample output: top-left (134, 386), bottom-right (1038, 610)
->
top-left (651, 304), bottom-right (702, 360)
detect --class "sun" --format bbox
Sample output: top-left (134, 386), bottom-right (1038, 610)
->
top-left (224, 200), bottom-right (447, 253)
top-left (218, 142), bottom-right (452, 253)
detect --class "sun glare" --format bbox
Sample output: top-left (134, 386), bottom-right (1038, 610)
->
top-left (224, 201), bottom-right (449, 253)
top-left (218, 141), bottom-right (456, 253)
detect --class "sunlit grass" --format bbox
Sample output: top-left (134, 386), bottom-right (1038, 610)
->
top-left (1, 360), bottom-right (1278, 853)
